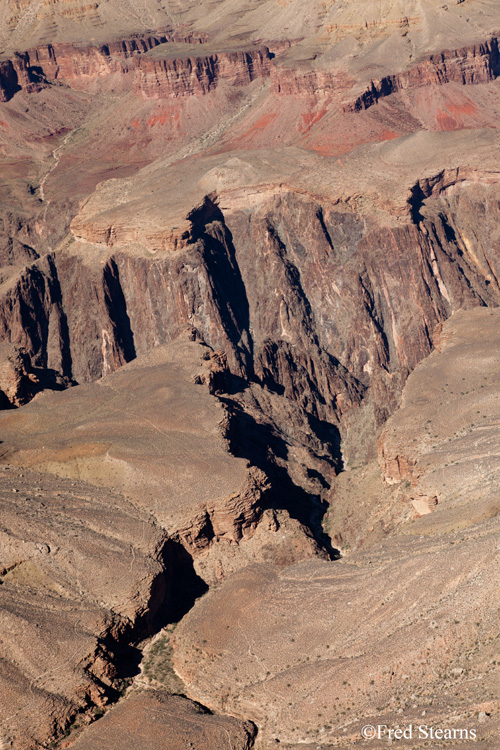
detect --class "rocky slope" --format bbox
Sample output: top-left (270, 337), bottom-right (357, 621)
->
top-left (2, 0), bottom-right (500, 748)
top-left (0, 336), bottom-right (326, 749)
top-left (172, 308), bottom-right (500, 749)
top-left (0, 464), bottom-right (166, 749)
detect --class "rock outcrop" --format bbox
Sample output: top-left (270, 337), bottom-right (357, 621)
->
top-left (134, 47), bottom-right (272, 99)
top-left (0, 39), bottom-right (272, 101)
top-left (0, 342), bottom-right (72, 407)
top-left (344, 37), bottom-right (500, 112)
top-left (0, 338), bottom-right (265, 542)
top-left (13, 169), bottom-right (500, 427)
top-left (70, 690), bottom-right (257, 750)
top-left (3, 2), bottom-right (500, 748)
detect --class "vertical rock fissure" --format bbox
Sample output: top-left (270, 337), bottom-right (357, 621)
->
top-left (198, 212), bottom-right (255, 378)
top-left (56, 533), bottom-right (259, 748)
top-left (103, 257), bottom-right (137, 365)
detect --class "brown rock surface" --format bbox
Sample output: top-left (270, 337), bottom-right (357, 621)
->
top-left (0, 41), bottom-right (272, 101)
top-left (3, 1), bottom-right (500, 748)
top-left (379, 307), bottom-right (500, 533)
top-left (0, 337), bottom-right (268, 550)
top-left (0, 342), bottom-right (73, 407)
top-left (69, 690), bottom-right (256, 750)
top-left (3, 0), bottom-right (500, 440)
top-left (171, 308), bottom-right (500, 749)
top-left (0, 338), bottom-right (325, 748)
top-left (0, 465), bottom-right (166, 750)
top-left (328, 307), bottom-right (500, 550)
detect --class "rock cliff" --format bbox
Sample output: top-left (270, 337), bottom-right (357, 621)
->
top-left (3, 1), bottom-right (500, 748)
top-left (0, 38), bottom-right (272, 101)
top-left (344, 37), bottom-right (500, 112)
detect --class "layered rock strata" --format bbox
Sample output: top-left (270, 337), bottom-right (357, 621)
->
top-left (0, 39), bottom-right (272, 101)
top-left (344, 36), bottom-right (500, 112)
top-left (171, 307), bottom-right (500, 749)
top-left (3, 5), bottom-right (500, 749)
top-left (0, 336), bottom-right (326, 748)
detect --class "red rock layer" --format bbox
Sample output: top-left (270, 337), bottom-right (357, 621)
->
top-left (134, 48), bottom-right (272, 99)
top-left (0, 54), bottom-right (45, 101)
top-left (271, 66), bottom-right (353, 96)
top-left (344, 36), bottom-right (500, 112)
top-left (0, 36), bottom-right (272, 100)
top-left (24, 31), bottom-right (207, 79)
top-left (378, 433), bottom-right (417, 485)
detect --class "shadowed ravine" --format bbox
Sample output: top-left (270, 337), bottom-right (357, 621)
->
top-left (3, 3), bottom-right (500, 747)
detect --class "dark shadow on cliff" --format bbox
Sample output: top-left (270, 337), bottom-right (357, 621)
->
top-left (220, 393), bottom-right (341, 559)
top-left (93, 539), bottom-right (209, 697)
top-left (189, 196), bottom-right (254, 378)
top-left (158, 540), bottom-right (209, 626)
top-left (47, 255), bottom-right (74, 379)
top-left (103, 258), bottom-right (136, 363)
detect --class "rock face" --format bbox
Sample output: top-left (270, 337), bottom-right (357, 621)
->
top-left (0, 342), bottom-right (73, 407)
top-left (6, 163), bottom-right (500, 440)
top-left (0, 41), bottom-right (272, 101)
top-left (134, 47), bottom-right (272, 99)
top-left (0, 465), bottom-right (166, 750)
top-left (69, 690), bottom-right (256, 750)
top-left (171, 308), bottom-right (500, 749)
top-left (3, 0), bottom-right (500, 748)
top-left (326, 307), bottom-right (500, 552)
top-left (344, 37), bottom-right (500, 112)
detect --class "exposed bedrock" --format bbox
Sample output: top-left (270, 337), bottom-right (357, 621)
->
top-left (133, 47), bottom-right (272, 99)
top-left (6, 29), bottom-right (500, 106)
top-left (0, 38), bottom-right (272, 100)
top-left (4, 180), bottom-right (500, 428)
top-left (0, 464), bottom-right (170, 750)
top-left (0, 55), bottom-right (46, 101)
top-left (0, 340), bottom-right (316, 748)
top-left (24, 31), bottom-right (209, 81)
top-left (167, 315), bottom-right (500, 750)
top-left (343, 36), bottom-right (500, 112)
top-left (0, 462), bottom-right (256, 749)
top-left (69, 690), bottom-right (257, 750)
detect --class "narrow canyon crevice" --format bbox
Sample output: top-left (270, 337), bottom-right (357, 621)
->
top-left (3, 10), bottom-right (500, 747)
top-left (47, 528), bottom-right (257, 748)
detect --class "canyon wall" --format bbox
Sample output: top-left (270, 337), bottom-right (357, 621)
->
top-left (3, 4), bottom-right (500, 747)
top-left (5, 32), bottom-right (499, 106)
top-left (344, 36), bottom-right (500, 111)
top-left (3, 179), bottom-right (499, 429)
top-left (0, 38), bottom-right (272, 101)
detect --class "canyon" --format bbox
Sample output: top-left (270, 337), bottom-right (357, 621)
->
top-left (1, 0), bottom-right (500, 748)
